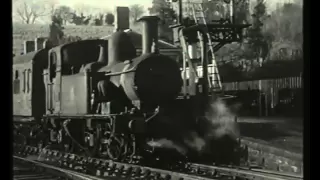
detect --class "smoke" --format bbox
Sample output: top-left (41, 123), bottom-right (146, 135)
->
top-left (205, 99), bottom-right (240, 140)
top-left (148, 98), bottom-right (240, 155)
top-left (183, 131), bottom-right (206, 152)
top-left (181, 99), bottom-right (239, 153)
top-left (148, 131), bottom-right (206, 155)
top-left (147, 139), bottom-right (187, 155)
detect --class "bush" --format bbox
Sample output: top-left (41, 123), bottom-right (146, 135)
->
top-left (218, 63), bottom-right (245, 82)
top-left (105, 13), bottom-right (115, 25)
top-left (248, 60), bottom-right (303, 79)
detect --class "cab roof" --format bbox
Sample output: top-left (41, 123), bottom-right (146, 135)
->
top-left (13, 49), bottom-right (48, 65)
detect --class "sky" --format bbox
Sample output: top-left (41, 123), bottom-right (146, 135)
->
top-left (55, 0), bottom-right (153, 12)
top-left (12, 0), bottom-right (153, 23)
top-left (55, 0), bottom-right (295, 7)
top-left (12, 0), bottom-right (302, 24)
top-left (53, 0), bottom-right (299, 14)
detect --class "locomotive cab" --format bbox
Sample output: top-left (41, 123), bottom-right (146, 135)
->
top-left (43, 40), bottom-right (109, 115)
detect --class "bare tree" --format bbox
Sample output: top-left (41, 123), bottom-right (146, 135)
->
top-left (54, 5), bottom-right (74, 25)
top-left (73, 3), bottom-right (101, 16)
top-left (48, 1), bottom-right (58, 16)
top-left (13, 0), bottom-right (56, 24)
top-left (129, 4), bottom-right (145, 22)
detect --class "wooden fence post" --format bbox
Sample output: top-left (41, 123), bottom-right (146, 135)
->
top-left (259, 80), bottom-right (262, 117)
top-left (264, 80), bottom-right (268, 117)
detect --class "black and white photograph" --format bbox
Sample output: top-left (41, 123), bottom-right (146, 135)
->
top-left (12, 0), bottom-right (305, 179)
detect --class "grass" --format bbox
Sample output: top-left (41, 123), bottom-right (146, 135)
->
top-left (12, 23), bottom-right (142, 55)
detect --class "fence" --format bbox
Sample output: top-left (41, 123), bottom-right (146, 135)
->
top-left (221, 76), bottom-right (303, 116)
top-left (222, 76), bottom-right (303, 91)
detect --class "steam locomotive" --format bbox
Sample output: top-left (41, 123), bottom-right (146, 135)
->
top-left (13, 16), bottom-right (246, 167)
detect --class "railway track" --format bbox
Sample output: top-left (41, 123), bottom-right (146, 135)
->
top-left (13, 156), bottom-right (108, 180)
top-left (14, 143), bottom-right (213, 180)
top-left (13, 143), bottom-right (303, 180)
top-left (188, 163), bottom-right (303, 180)
top-left (13, 165), bottom-right (59, 180)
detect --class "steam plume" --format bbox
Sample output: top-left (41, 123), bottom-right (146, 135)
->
top-left (148, 98), bottom-right (240, 155)
top-left (148, 139), bottom-right (187, 155)
top-left (205, 99), bottom-right (240, 140)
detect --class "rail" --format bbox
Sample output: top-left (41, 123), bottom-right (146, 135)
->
top-left (14, 143), bottom-right (213, 180)
top-left (188, 163), bottom-right (303, 180)
top-left (14, 156), bottom-right (108, 180)
top-left (14, 143), bottom-right (303, 180)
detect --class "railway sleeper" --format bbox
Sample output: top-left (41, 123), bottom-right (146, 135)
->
top-left (14, 143), bottom-right (303, 180)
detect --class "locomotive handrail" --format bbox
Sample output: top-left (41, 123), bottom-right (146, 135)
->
top-left (22, 69), bottom-right (26, 93)
top-left (144, 109), bottom-right (160, 123)
top-left (104, 68), bottom-right (135, 76)
top-left (26, 69), bottom-right (29, 93)
top-left (103, 60), bottom-right (136, 77)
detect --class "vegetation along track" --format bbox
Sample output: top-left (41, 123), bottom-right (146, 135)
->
top-left (13, 143), bottom-right (303, 180)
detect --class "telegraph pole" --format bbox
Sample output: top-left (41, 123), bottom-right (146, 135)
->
top-left (231, 0), bottom-right (236, 24)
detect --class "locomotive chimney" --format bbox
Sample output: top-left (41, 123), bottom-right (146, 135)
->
top-left (114, 6), bottom-right (130, 32)
top-left (138, 16), bottom-right (160, 54)
top-left (97, 42), bottom-right (107, 64)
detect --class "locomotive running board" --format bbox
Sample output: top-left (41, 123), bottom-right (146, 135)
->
top-left (43, 114), bottom-right (116, 119)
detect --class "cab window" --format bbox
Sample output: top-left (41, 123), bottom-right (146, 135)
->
top-left (49, 52), bottom-right (57, 82)
top-left (13, 70), bottom-right (20, 94)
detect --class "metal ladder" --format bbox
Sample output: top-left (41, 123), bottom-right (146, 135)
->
top-left (191, 3), bottom-right (222, 93)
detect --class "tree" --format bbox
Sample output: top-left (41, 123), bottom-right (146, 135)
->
top-left (54, 6), bottom-right (74, 25)
top-left (105, 13), bottom-right (115, 25)
top-left (73, 3), bottom-right (93, 16)
top-left (48, 0), bottom-right (57, 17)
top-left (264, 2), bottom-right (302, 43)
top-left (149, 0), bottom-right (176, 24)
top-left (234, 0), bottom-right (251, 24)
top-left (13, 0), bottom-right (54, 24)
top-left (96, 13), bottom-right (104, 26)
top-left (89, 14), bottom-right (104, 26)
top-left (201, 0), bottom-right (226, 22)
top-left (129, 4), bottom-right (145, 22)
top-left (246, 0), bottom-right (269, 65)
top-left (68, 13), bottom-right (93, 26)
top-left (148, 0), bottom-right (177, 42)
top-left (48, 15), bottom-right (64, 46)
top-left (262, 2), bottom-right (302, 60)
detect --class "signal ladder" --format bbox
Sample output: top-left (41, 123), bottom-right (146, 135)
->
top-left (191, 3), bottom-right (223, 93)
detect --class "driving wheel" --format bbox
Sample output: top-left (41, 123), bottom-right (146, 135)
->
top-left (107, 135), bottom-right (124, 161)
